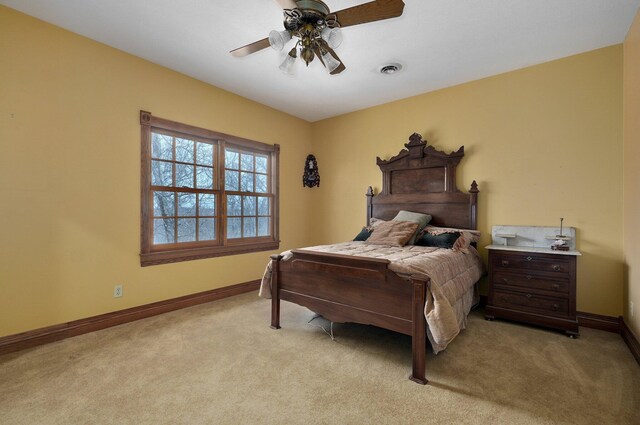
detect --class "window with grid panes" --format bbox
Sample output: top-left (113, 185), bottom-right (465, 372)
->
top-left (140, 111), bottom-right (279, 266)
top-left (224, 149), bottom-right (272, 240)
top-left (150, 131), bottom-right (217, 245)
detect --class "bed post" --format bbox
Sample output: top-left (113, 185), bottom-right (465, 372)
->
top-left (366, 186), bottom-right (374, 226)
top-left (410, 278), bottom-right (428, 385)
top-left (469, 180), bottom-right (479, 230)
top-left (270, 254), bottom-right (283, 329)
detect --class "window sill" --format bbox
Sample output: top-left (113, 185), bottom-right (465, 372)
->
top-left (140, 241), bottom-right (280, 266)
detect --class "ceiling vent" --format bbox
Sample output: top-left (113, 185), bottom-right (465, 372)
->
top-left (379, 63), bottom-right (403, 75)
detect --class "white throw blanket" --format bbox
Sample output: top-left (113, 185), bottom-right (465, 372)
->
top-left (260, 242), bottom-right (484, 353)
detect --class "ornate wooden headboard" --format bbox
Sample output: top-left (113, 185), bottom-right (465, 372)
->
top-left (366, 133), bottom-right (479, 230)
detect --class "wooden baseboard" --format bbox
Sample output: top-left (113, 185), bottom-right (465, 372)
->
top-left (620, 318), bottom-right (640, 366)
top-left (576, 311), bottom-right (621, 333)
top-left (0, 280), bottom-right (260, 356)
top-left (480, 296), bottom-right (640, 364)
top-left (481, 297), bottom-right (621, 333)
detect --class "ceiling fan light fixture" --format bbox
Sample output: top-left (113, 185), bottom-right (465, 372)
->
top-left (279, 47), bottom-right (298, 74)
top-left (321, 51), bottom-right (340, 73)
top-left (321, 27), bottom-right (342, 49)
top-left (230, 0), bottom-right (406, 76)
top-left (269, 30), bottom-right (292, 51)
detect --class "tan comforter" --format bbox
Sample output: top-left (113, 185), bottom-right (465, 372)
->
top-left (260, 242), bottom-right (484, 353)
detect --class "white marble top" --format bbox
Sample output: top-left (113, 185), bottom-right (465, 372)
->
top-left (492, 225), bottom-right (577, 250)
top-left (485, 245), bottom-right (581, 256)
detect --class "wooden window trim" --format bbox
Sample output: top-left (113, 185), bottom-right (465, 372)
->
top-left (140, 111), bottom-right (280, 266)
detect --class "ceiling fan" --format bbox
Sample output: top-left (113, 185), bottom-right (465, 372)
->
top-left (230, 0), bottom-right (405, 75)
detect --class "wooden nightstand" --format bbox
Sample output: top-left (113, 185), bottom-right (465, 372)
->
top-left (485, 246), bottom-right (580, 337)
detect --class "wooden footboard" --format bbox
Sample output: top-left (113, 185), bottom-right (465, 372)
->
top-left (270, 250), bottom-right (429, 385)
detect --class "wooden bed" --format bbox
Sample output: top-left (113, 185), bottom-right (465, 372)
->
top-left (269, 133), bottom-right (479, 384)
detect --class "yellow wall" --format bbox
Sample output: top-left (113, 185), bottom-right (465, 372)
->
top-left (0, 6), bottom-right (314, 337)
top-left (624, 10), bottom-right (640, 337)
top-left (311, 46), bottom-right (624, 317)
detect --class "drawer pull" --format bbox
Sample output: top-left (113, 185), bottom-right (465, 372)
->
top-left (552, 265), bottom-right (561, 271)
top-left (526, 294), bottom-right (532, 299)
top-left (502, 278), bottom-right (509, 283)
top-left (552, 284), bottom-right (560, 290)
top-left (526, 256), bottom-right (533, 261)
top-left (552, 304), bottom-right (559, 311)
top-left (501, 260), bottom-right (510, 266)
top-left (526, 275), bottom-right (532, 280)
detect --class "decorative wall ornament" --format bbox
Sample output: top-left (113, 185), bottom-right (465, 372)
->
top-left (303, 154), bottom-right (320, 187)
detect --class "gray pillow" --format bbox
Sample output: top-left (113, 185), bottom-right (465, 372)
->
top-left (392, 210), bottom-right (432, 245)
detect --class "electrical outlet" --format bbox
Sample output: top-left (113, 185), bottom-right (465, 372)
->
top-left (114, 285), bottom-right (123, 298)
top-left (631, 301), bottom-right (634, 317)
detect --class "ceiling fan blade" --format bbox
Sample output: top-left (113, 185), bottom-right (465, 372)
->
top-left (230, 38), bottom-right (271, 57)
top-left (312, 45), bottom-right (326, 68)
top-left (333, 0), bottom-right (405, 28)
top-left (317, 40), bottom-right (346, 75)
top-left (327, 49), bottom-right (346, 75)
top-left (275, 0), bottom-right (297, 9)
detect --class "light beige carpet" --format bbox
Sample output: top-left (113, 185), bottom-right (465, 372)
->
top-left (1, 292), bottom-right (638, 425)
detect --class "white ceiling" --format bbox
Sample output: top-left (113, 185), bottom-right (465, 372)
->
top-left (2, 0), bottom-right (639, 122)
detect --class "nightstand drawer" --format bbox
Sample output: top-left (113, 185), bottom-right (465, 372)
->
top-left (493, 290), bottom-right (569, 317)
top-left (492, 271), bottom-right (569, 294)
top-left (486, 235), bottom-right (580, 336)
top-left (491, 253), bottom-right (570, 274)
